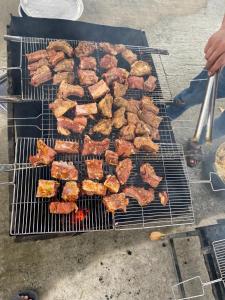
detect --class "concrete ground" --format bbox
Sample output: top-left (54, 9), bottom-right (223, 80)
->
top-left (1, 0), bottom-right (225, 299)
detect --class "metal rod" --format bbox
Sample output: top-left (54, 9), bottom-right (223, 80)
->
top-left (4, 35), bottom-right (22, 42)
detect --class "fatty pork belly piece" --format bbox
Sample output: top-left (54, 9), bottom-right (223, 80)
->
top-left (36, 179), bottom-right (59, 198)
top-left (57, 116), bottom-right (87, 136)
top-left (47, 49), bottom-right (65, 66)
top-left (74, 41), bottom-right (96, 57)
top-left (134, 136), bottom-right (159, 153)
top-left (30, 65), bottom-right (52, 87)
top-left (49, 98), bottom-right (76, 118)
top-left (103, 193), bottom-right (129, 214)
top-left (82, 135), bottom-right (110, 155)
top-left (98, 94), bottom-right (113, 118)
top-left (51, 161), bottom-right (78, 181)
top-left (49, 202), bottom-right (78, 214)
top-left (29, 139), bottom-right (56, 166)
top-left (130, 60), bottom-right (152, 77)
top-left (26, 49), bottom-right (48, 64)
top-left (92, 119), bottom-right (112, 136)
top-left (82, 180), bottom-right (107, 196)
top-left (28, 58), bottom-right (49, 73)
top-left (127, 112), bottom-right (140, 125)
top-left (102, 67), bottom-right (129, 85)
top-left (54, 59), bottom-right (74, 72)
top-left (57, 80), bottom-right (84, 98)
top-left (114, 97), bottom-right (140, 114)
top-left (77, 69), bottom-right (98, 86)
top-left (105, 150), bottom-right (119, 166)
top-left (138, 109), bottom-right (162, 129)
top-left (62, 181), bottom-right (80, 202)
top-left (79, 56), bottom-right (97, 70)
top-left (99, 42), bottom-right (126, 55)
top-left (76, 103), bottom-right (98, 116)
top-left (47, 40), bottom-right (73, 57)
top-left (159, 191), bottom-right (169, 206)
top-left (128, 76), bottom-right (144, 90)
top-left (115, 139), bottom-right (135, 157)
top-left (53, 72), bottom-right (74, 85)
top-left (144, 76), bottom-right (157, 92)
top-left (85, 159), bottom-right (104, 180)
top-left (104, 175), bottom-right (120, 193)
top-left (100, 54), bottom-right (118, 70)
top-left (119, 124), bottom-right (136, 141)
top-left (140, 96), bottom-right (159, 115)
top-left (116, 158), bottom-right (133, 185)
top-left (113, 107), bottom-right (127, 129)
top-left (54, 140), bottom-right (79, 154)
top-left (121, 48), bottom-right (137, 65)
top-left (140, 163), bottom-right (162, 188)
top-left (123, 186), bottom-right (154, 206)
top-left (113, 81), bottom-right (128, 98)
top-left (88, 80), bottom-right (110, 100)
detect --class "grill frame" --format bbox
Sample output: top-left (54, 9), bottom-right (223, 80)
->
top-left (212, 239), bottom-right (225, 287)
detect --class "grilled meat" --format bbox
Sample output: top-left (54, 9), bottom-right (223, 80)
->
top-left (121, 48), bottom-right (137, 65)
top-left (128, 76), bottom-right (144, 89)
top-left (54, 59), bottom-right (74, 72)
top-left (140, 96), bottom-right (159, 115)
top-left (104, 175), bottom-right (120, 193)
top-left (102, 67), bottom-right (129, 85)
top-left (92, 119), bottom-right (112, 136)
top-left (49, 98), bottom-right (76, 118)
top-left (36, 179), bottom-right (59, 198)
top-left (127, 112), bottom-right (140, 125)
top-left (116, 158), bottom-right (133, 185)
top-left (100, 54), bottom-right (118, 69)
top-left (53, 72), bottom-right (74, 85)
top-left (28, 58), bottom-right (49, 72)
top-left (79, 56), bottom-right (97, 70)
top-left (51, 161), bottom-right (78, 180)
top-left (62, 181), bottom-right (80, 202)
top-left (88, 80), bottom-right (110, 100)
top-left (98, 94), bottom-right (113, 118)
top-left (135, 121), bottom-right (151, 136)
top-left (144, 75), bottom-right (157, 92)
top-left (26, 49), bottom-right (48, 64)
top-left (54, 140), bottom-right (79, 154)
top-left (103, 193), bottom-right (129, 214)
top-left (123, 186), bottom-right (154, 206)
top-left (82, 135), bottom-right (110, 155)
top-left (57, 80), bottom-right (84, 98)
top-left (140, 163), bottom-right (162, 188)
top-left (29, 139), bottom-right (56, 166)
top-left (159, 191), bottom-right (169, 206)
top-left (49, 202), bottom-right (78, 214)
top-left (113, 107), bottom-right (127, 129)
top-left (74, 41), bottom-right (96, 57)
top-left (105, 150), bottom-right (119, 166)
top-left (99, 42), bottom-right (125, 55)
top-left (115, 139), bottom-right (135, 157)
top-left (30, 65), bottom-right (52, 87)
top-left (113, 81), bottom-right (128, 98)
top-left (134, 136), bottom-right (159, 153)
top-left (77, 69), bottom-right (98, 86)
top-left (47, 40), bottom-right (73, 57)
top-left (85, 159), bottom-right (104, 180)
top-left (114, 97), bottom-right (140, 114)
top-left (76, 103), bottom-right (98, 116)
top-left (47, 49), bottom-right (65, 66)
top-left (119, 124), bottom-right (136, 141)
top-left (138, 109), bottom-right (162, 129)
top-left (130, 60), bottom-right (152, 77)
top-left (57, 116), bottom-right (87, 135)
top-left (82, 180), bottom-right (107, 196)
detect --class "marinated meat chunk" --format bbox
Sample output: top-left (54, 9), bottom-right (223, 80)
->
top-left (26, 49), bottom-right (48, 64)
top-left (135, 121), bottom-right (151, 136)
top-left (151, 128), bottom-right (160, 141)
top-left (28, 58), bottom-right (49, 72)
top-left (29, 139), bottom-right (56, 166)
top-left (140, 163), bottom-right (162, 188)
top-left (53, 72), bottom-right (74, 85)
top-left (47, 40), bottom-right (73, 57)
top-left (114, 44), bottom-right (127, 53)
top-left (88, 80), bottom-right (110, 100)
top-left (49, 98), bottom-right (76, 118)
top-left (99, 42), bottom-right (123, 55)
top-left (115, 139), bottom-right (135, 157)
top-left (140, 96), bottom-right (159, 115)
top-left (54, 140), bottom-right (79, 154)
top-left (77, 69), bottom-right (98, 86)
top-left (54, 59), bottom-right (74, 72)
top-left (128, 76), bottom-right (144, 89)
top-left (123, 186), bottom-right (154, 206)
top-left (57, 116), bottom-right (87, 136)
top-left (82, 180), bottom-right (107, 196)
top-left (76, 103), bottom-right (98, 116)
top-left (98, 94), bottom-right (113, 118)
top-left (116, 158), bottom-right (133, 185)
top-left (159, 191), bottom-right (169, 206)
top-left (134, 136), bottom-right (159, 153)
top-left (100, 54), bottom-right (118, 69)
top-left (103, 193), bottom-right (129, 213)
top-left (113, 107), bottom-right (127, 129)
top-left (82, 135), bottom-right (110, 155)
top-left (121, 48), bottom-right (137, 65)
top-left (144, 75), bottom-right (157, 92)
top-left (138, 109), bottom-right (162, 129)
top-left (105, 150), bottom-right (119, 165)
top-left (49, 202), bottom-right (78, 214)
top-left (36, 179), bottom-right (59, 198)
top-left (51, 161), bottom-right (78, 180)
top-left (127, 112), bottom-right (140, 125)
top-left (130, 60), bottom-right (152, 77)
top-left (113, 82), bottom-right (128, 98)
top-left (92, 119), bottom-right (112, 136)
top-left (103, 67), bottom-right (129, 85)
top-left (114, 97), bottom-right (140, 114)
top-left (85, 159), bottom-right (103, 180)
top-left (57, 80), bottom-right (84, 98)
top-left (79, 56), bottom-right (97, 70)
top-left (120, 124), bottom-right (136, 141)
top-left (104, 175), bottom-right (120, 193)
top-left (62, 181), bottom-right (80, 202)
top-left (47, 50), bottom-right (65, 66)
top-left (74, 41), bottom-right (96, 57)
top-left (30, 65), bottom-right (52, 87)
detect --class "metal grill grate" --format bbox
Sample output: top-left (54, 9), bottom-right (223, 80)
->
top-left (213, 239), bottom-right (225, 286)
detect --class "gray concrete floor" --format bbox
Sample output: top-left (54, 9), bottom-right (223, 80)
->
top-left (1, 0), bottom-right (225, 299)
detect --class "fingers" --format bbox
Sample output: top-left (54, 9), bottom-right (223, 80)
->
top-left (204, 37), bottom-right (212, 54)
top-left (205, 45), bottom-right (225, 69)
top-left (208, 52), bottom-right (225, 75)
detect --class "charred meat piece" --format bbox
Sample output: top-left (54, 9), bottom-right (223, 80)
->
top-left (121, 48), bottom-right (137, 65)
top-left (29, 139), bottom-right (56, 166)
top-left (82, 135), bottom-right (110, 155)
top-left (30, 65), bottom-right (52, 87)
top-left (115, 139), bottom-right (135, 157)
top-left (98, 94), bottom-right (113, 118)
top-left (119, 124), bottom-right (136, 141)
top-left (123, 186), bottom-right (154, 206)
top-left (128, 76), bottom-right (144, 89)
top-left (26, 49), bottom-right (48, 64)
top-left (74, 41), bottom-right (96, 57)
top-left (51, 161), bottom-right (78, 180)
top-left (134, 136), bottom-right (159, 153)
top-left (140, 96), bottom-right (159, 115)
top-left (144, 75), bottom-right (157, 92)
top-left (82, 180), bottom-right (107, 196)
top-left (92, 119), bottom-right (112, 136)
top-left (49, 98), bottom-right (76, 118)
top-left (88, 80), bottom-right (110, 100)
top-left (54, 59), bottom-right (74, 72)
top-left (140, 163), bottom-right (162, 188)
top-left (76, 103), bottom-right (98, 116)
top-left (104, 175), bottom-right (120, 193)
top-left (116, 158), bottom-right (133, 185)
top-left (113, 107), bottom-right (127, 129)
top-left (103, 193), bottom-right (129, 214)
top-left (53, 72), bottom-right (74, 85)
top-left (159, 191), bottom-right (169, 206)
top-left (113, 81), bottom-right (128, 98)
top-left (138, 109), bottom-right (162, 129)
top-left (57, 116), bottom-right (87, 136)
top-left (127, 112), bottom-right (140, 125)
top-left (103, 67), bottom-right (129, 85)
top-left (100, 54), bottom-right (118, 70)
top-left (47, 49), bottom-right (65, 66)
top-left (79, 56), bottom-right (97, 70)
top-left (114, 44), bottom-right (127, 53)
top-left (47, 40), bottom-right (73, 57)
top-left (36, 179), bottom-right (59, 198)
top-left (130, 60), bottom-right (152, 77)
top-left (114, 97), bottom-right (140, 114)
top-left (57, 80), bottom-right (84, 98)
top-left (99, 42), bottom-right (118, 55)
top-left (62, 181), bottom-right (80, 202)
top-left (77, 69), bottom-right (98, 86)
top-left (135, 121), bottom-right (151, 136)
top-left (28, 58), bottom-right (49, 72)
top-left (54, 140), bottom-right (79, 154)
top-left (105, 150), bottom-right (119, 166)
top-left (49, 202), bottom-right (78, 214)
top-left (85, 159), bottom-right (104, 180)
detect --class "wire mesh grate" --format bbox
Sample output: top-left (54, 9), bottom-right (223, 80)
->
top-left (213, 239), bottom-right (225, 286)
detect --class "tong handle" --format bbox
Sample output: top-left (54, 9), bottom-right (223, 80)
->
top-left (4, 35), bottom-right (22, 42)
